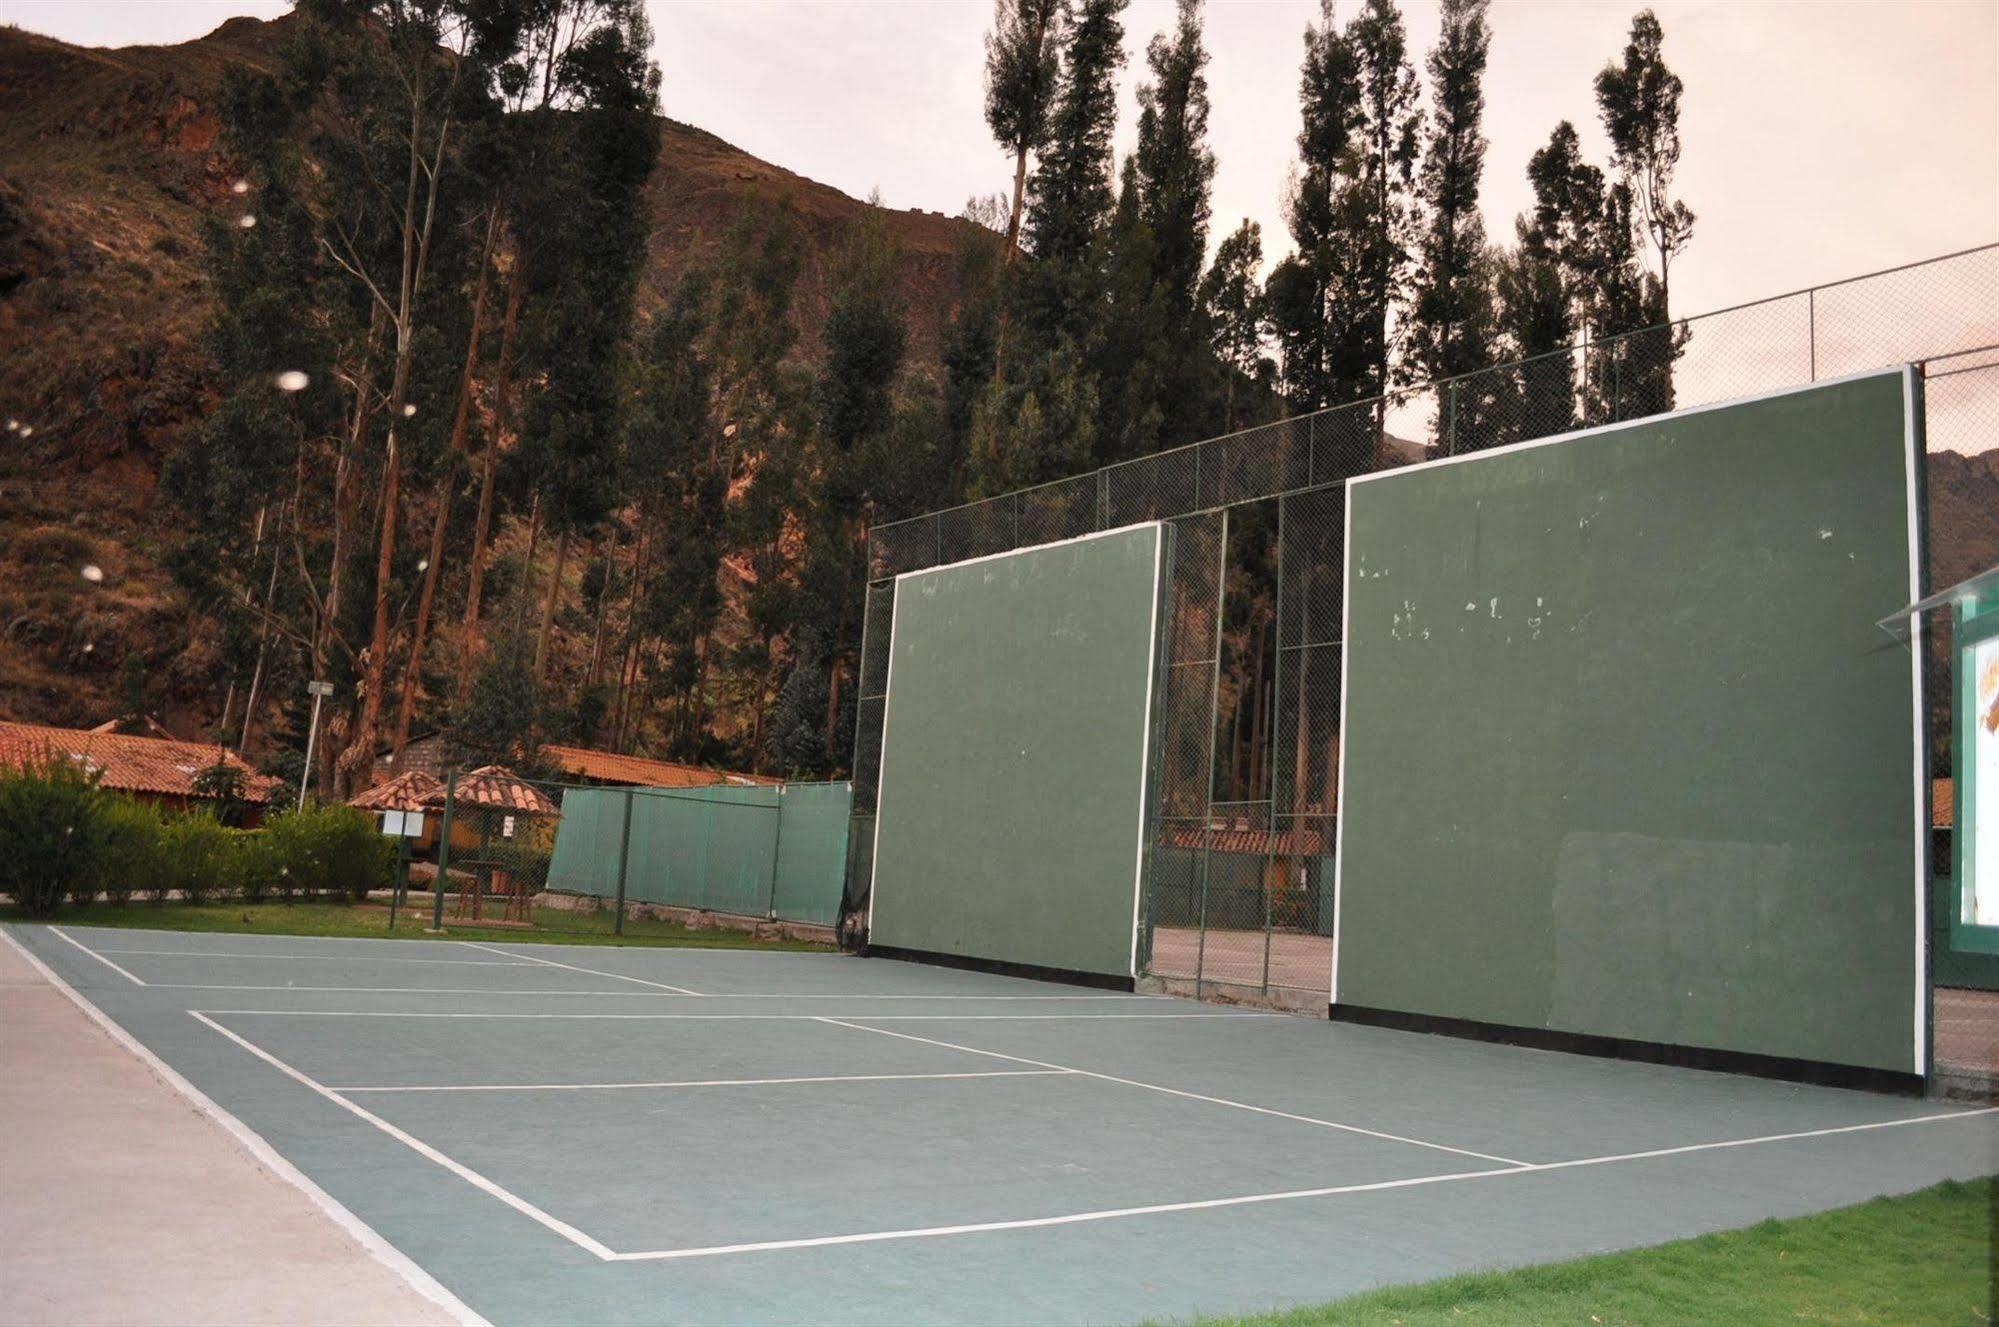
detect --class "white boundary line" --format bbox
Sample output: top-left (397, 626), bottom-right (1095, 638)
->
top-left (864, 572), bottom-right (899, 938)
top-left (1331, 480), bottom-right (1353, 1006)
top-left (96, 948), bottom-right (537, 966)
top-left (189, 1011), bottom-right (618, 1261)
top-left (814, 1017), bottom-right (1524, 1166)
top-left (1129, 523), bottom-right (1166, 978)
top-left (194, 1010), bottom-right (1266, 1021)
top-left (458, 941), bottom-right (702, 995)
top-left (892, 519), bottom-right (1163, 583)
top-left (0, 927), bottom-right (489, 1327)
top-left (334, 1069), bottom-right (1075, 1094)
top-left (42, 926), bottom-right (852, 957)
top-left (605, 1103), bottom-right (1999, 1263)
top-left (47, 925), bottom-right (148, 985)
top-left (1900, 364), bottom-right (1927, 1076)
top-left (1346, 366), bottom-right (1911, 485)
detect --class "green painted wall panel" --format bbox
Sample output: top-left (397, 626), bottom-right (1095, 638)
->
top-left (870, 524), bottom-right (1164, 977)
top-left (1338, 370), bottom-right (1923, 1073)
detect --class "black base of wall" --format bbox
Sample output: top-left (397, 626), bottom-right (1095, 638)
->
top-left (1329, 1002), bottom-right (1926, 1096)
top-left (867, 945), bottom-right (1136, 993)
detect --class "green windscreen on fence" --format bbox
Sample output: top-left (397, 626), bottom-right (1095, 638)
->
top-left (1337, 369), bottom-right (1924, 1075)
top-left (869, 523), bottom-right (1165, 978)
top-left (546, 782), bottom-right (850, 925)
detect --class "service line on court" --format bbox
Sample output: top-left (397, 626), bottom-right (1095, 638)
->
top-left (815, 1018), bottom-right (1528, 1166)
top-left (457, 941), bottom-right (703, 995)
top-left (332, 1069), bottom-right (1075, 1093)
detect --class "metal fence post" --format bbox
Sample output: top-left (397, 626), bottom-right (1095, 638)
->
top-left (766, 784), bottom-right (786, 920)
top-left (614, 786), bottom-right (635, 936)
top-left (430, 770), bottom-right (455, 931)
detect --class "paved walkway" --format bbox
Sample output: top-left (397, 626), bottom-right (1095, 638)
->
top-left (0, 934), bottom-right (467, 1326)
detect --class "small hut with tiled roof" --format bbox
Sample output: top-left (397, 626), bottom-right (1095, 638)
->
top-left (0, 720), bottom-right (282, 821)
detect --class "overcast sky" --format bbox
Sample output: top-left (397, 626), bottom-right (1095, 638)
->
top-left (7, 0), bottom-right (1996, 327)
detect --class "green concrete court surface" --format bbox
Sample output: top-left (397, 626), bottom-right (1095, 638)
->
top-left (5, 921), bottom-right (1994, 1326)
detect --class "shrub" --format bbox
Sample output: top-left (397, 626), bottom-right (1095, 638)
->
top-left (265, 805), bottom-right (392, 903)
top-left (0, 755), bottom-right (111, 917)
top-left (97, 795), bottom-right (163, 907)
top-left (232, 828), bottom-right (274, 904)
top-left (157, 812), bottom-right (234, 906)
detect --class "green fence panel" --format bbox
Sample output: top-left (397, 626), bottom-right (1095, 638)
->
top-left (546, 787), bottom-right (621, 897)
top-left (625, 786), bottom-right (779, 918)
top-left (771, 782), bottom-right (853, 926)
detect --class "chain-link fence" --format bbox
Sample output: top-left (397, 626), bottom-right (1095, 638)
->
top-left (846, 243), bottom-right (1999, 994)
top-left (380, 770), bottom-right (851, 941)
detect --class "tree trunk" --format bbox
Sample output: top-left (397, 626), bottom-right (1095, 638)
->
top-left (534, 527), bottom-right (569, 679)
top-left (1003, 146), bottom-right (1030, 265)
top-left (515, 493), bottom-right (542, 633)
top-left (393, 209), bottom-right (496, 757)
top-left (457, 261), bottom-right (525, 698)
top-left (587, 527), bottom-right (615, 687)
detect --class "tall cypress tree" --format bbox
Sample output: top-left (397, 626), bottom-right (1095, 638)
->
top-left (1595, 9), bottom-right (1694, 313)
top-left (1133, 0), bottom-right (1215, 328)
top-left (1198, 219), bottom-right (1270, 433)
top-left (1019, 0), bottom-right (1127, 333)
top-left (984, 0), bottom-right (1067, 264)
top-left (1266, 0), bottom-right (1419, 443)
top-left (1263, 0), bottom-right (1357, 414)
top-left (1406, 0), bottom-right (1492, 387)
top-left (1345, 0), bottom-right (1423, 406)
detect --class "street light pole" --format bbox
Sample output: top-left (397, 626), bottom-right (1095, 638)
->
top-left (299, 679), bottom-right (334, 810)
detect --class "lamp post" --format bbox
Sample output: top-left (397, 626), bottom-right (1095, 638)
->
top-left (299, 679), bottom-right (334, 810)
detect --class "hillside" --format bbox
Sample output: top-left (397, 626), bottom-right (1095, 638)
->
top-left (0, 14), bottom-right (984, 732)
top-left (1, 15), bottom-right (1993, 750)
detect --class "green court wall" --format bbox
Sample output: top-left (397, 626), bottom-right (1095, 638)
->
top-left (547, 782), bottom-right (850, 926)
top-left (1337, 370), bottom-right (1923, 1074)
top-left (869, 524), bottom-right (1164, 977)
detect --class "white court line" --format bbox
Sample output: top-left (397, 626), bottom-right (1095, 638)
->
top-left (96, 948), bottom-right (537, 967)
top-left (458, 941), bottom-right (703, 995)
top-left (140, 986), bottom-right (1160, 998)
top-left (604, 1101), bottom-right (1999, 1262)
top-left (0, 928), bottom-right (487, 1326)
top-left (194, 1010), bottom-right (1267, 1021)
top-left (189, 1011), bottom-right (618, 1262)
top-left (47, 926), bottom-right (148, 985)
top-left (146, 985), bottom-right (709, 995)
top-left (817, 1018), bottom-right (1525, 1167)
top-left (334, 1069), bottom-right (1075, 1093)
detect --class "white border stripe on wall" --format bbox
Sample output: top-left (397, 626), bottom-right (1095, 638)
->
top-left (1347, 366), bottom-right (1914, 486)
top-left (1901, 364), bottom-right (1927, 1076)
top-left (0, 928), bottom-right (489, 1327)
top-left (1330, 481), bottom-right (1354, 1006)
top-left (1129, 525), bottom-right (1166, 977)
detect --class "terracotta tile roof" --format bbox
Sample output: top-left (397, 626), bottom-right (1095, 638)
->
top-left (350, 770), bottom-right (445, 813)
top-left (1160, 823), bottom-right (1330, 857)
top-left (540, 744), bottom-right (775, 789)
top-left (1935, 777), bottom-right (1954, 829)
top-left (0, 721), bottom-right (280, 804)
top-left (451, 765), bottom-right (560, 815)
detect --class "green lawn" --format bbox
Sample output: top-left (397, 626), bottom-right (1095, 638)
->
top-left (1189, 1178), bottom-right (1996, 1327)
top-left (5, 899), bottom-right (834, 952)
